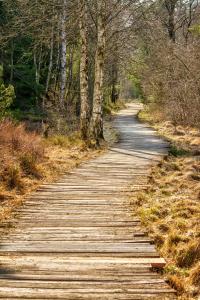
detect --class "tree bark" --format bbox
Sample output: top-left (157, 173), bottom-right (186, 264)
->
top-left (79, 0), bottom-right (90, 140)
top-left (10, 40), bottom-right (14, 84)
top-left (46, 25), bottom-right (54, 94)
top-left (66, 45), bottom-right (74, 104)
top-left (90, 4), bottom-right (106, 146)
top-left (111, 62), bottom-right (118, 103)
top-left (165, 0), bottom-right (177, 42)
top-left (60, 0), bottom-right (67, 109)
top-left (33, 45), bottom-right (42, 106)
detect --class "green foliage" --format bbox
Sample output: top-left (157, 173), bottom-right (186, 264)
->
top-left (128, 74), bottom-right (143, 99)
top-left (127, 52), bottom-right (146, 100)
top-left (103, 99), bottom-right (125, 115)
top-left (189, 24), bottom-right (200, 35)
top-left (0, 83), bottom-right (15, 118)
top-left (48, 135), bottom-right (70, 147)
top-left (12, 62), bottom-right (42, 109)
top-left (47, 133), bottom-right (85, 148)
top-left (169, 146), bottom-right (188, 157)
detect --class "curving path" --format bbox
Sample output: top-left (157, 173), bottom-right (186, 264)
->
top-left (0, 103), bottom-right (176, 299)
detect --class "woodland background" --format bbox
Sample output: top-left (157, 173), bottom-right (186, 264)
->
top-left (1, 0), bottom-right (200, 134)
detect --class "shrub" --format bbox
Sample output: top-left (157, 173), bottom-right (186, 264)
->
top-left (4, 165), bottom-right (22, 190)
top-left (167, 275), bottom-right (185, 294)
top-left (176, 240), bottom-right (200, 268)
top-left (0, 119), bottom-right (45, 189)
top-left (190, 262), bottom-right (200, 287)
top-left (169, 146), bottom-right (188, 157)
top-left (0, 120), bottom-right (44, 158)
top-left (48, 135), bottom-right (70, 147)
top-left (47, 132), bottom-right (85, 149)
top-left (20, 153), bottom-right (42, 179)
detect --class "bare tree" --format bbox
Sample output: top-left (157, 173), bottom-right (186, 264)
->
top-left (79, 0), bottom-right (90, 140)
top-left (60, 0), bottom-right (67, 109)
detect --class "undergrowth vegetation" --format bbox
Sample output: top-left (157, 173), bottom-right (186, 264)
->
top-left (0, 119), bottom-right (104, 224)
top-left (103, 99), bottom-right (126, 115)
top-left (0, 120), bottom-right (44, 191)
top-left (131, 108), bottom-right (200, 299)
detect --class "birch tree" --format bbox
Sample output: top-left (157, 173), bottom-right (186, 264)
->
top-left (79, 0), bottom-right (90, 140)
top-left (90, 1), bottom-right (106, 145)
top-left (88, 0), bottom-right (134, 146)
top-left (60, 0), bottom-right (67, 109)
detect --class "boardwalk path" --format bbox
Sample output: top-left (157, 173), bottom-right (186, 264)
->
top-left (0, 103), bottom-right (176, 299)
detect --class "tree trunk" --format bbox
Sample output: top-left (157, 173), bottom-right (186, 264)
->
top-left (66, 45), bottom-right (74, 104)
top-left (90, 5), bottom-right (106, 146)
top-left (60, 0), bottom-right (67, 109)
top-left (111, 63), bottom-right (118, 103)
top-left (79, 0), bottom-right (90, 140)
top-left (168, 14), bottom-right (176, 42)
top-left (165, 0), bottom-right (177, 42)
top-left (53, 24), bottom-right (61, 93)
top-left (10, 40), bottom-right (14, 84)
top-left (46, 25), bottom-right (54, 95)
top-left (33, 45), bottom-right (42, 106)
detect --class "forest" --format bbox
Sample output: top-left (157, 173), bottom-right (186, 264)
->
top-left (0, 0), bottom-right (200, 299)
top-left (1, 0), bottom-right (200, 134)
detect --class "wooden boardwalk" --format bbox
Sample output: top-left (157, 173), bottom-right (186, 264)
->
top-left (0, 103), bottom-right (176, 299)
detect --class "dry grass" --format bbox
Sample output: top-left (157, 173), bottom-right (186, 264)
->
top-left (131, 109), bottom-right (200, 299)
top-left (0, 120), bottom-right (104, 225)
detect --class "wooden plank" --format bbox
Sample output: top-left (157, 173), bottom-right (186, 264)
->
top-left (0, 287), bottom-right (176, 298)
top-left (0, 280), bottom-right (171, 289)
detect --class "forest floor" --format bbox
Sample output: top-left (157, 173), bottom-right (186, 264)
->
top-left (131, 107), bottom-right (200, 300)
top-left (0, 115), bottom-right (118, 227)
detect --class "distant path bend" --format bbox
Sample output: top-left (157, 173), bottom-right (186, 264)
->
top-left (0, 103), bottom-right (176, 299)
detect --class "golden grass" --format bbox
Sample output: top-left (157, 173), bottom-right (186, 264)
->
top-left (131, 109), bottom-right (200, 299)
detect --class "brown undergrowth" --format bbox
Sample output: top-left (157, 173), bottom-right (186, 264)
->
top-left (0, 119), bottom-right (105, 225)
top-left (131, 107), bottom-right (200, 299)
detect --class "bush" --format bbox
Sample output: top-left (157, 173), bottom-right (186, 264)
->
top-left (190, 262), bottom-right (200, 287)
top-left (47, 132), bottom-right (85, 149)
top-left (0, 119), bottom-right (45, 189)
top-left (169, 146), bottom-right (188, 157)
top-left (5, 165), bottom-right (22, 190)
top-left (176, 240), bottom-right (200, 268)
top-left (20, 153), bottom-right (42, 179)
top-left (0, 120), bottom-right (44, 157)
